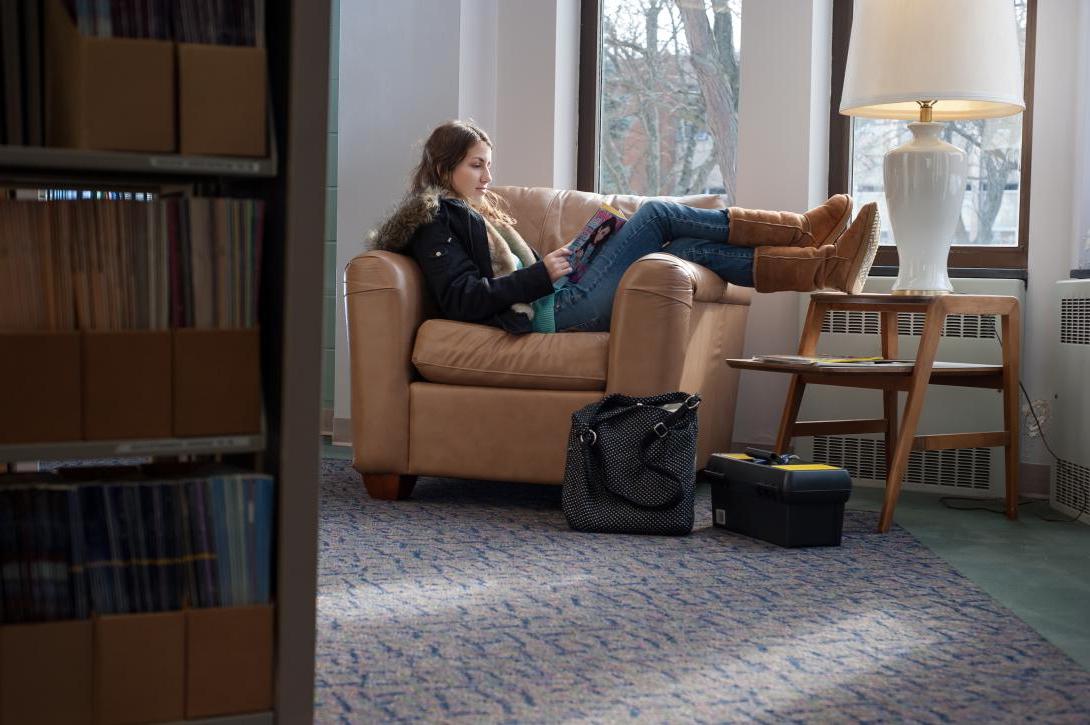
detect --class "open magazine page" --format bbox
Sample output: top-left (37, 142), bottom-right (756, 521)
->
top-left (755, 354), bottom-right (884, 366)
top-left (566, 203), bottom-right (627, 284)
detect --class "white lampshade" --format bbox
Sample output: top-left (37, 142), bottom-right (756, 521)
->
top-left (840, 0), bottom-right (1025, 120)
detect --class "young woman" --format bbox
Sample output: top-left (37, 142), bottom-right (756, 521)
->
top-left (371, 120), bottom-right (880, 334)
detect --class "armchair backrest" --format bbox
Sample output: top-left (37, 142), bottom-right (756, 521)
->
top-left (492, 186), bottom-right (728, 255)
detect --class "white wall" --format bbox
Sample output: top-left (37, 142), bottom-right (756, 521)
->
top-left (1023, 0), bottom-right (1082, 464)
top-left (493, 0), bottom-right (580, 188)
top-left (334, 1), bottom-right (462, 425)
top-left (333, 0), bottom-right (832, 444)
top-left (333, 0), bottom-right (579, 431)
top-left (334, 0), bottom-right (1082, 459)
top-left (459, 0), bottom-right (498, 133)
top-left (1073, 0), bottom-right (1090, 270)
top-left (731, 0), bottom-right (833, 446)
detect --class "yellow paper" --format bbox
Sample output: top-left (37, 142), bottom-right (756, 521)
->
top-left (724, 453), bottom-right (753, 460)
top-left (772, 464), bottom-right (840, 471)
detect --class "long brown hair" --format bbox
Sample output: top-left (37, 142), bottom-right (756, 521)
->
top-left (409, 120), bottom-right (515, 225)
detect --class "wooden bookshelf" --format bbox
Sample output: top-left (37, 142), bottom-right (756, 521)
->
top-left (0, 433), bottom-right (267, 464)
top-left (0, 144), bottom-right (277, 178)
top-left (162, 715), bottom-right (272, 725)
top-left (163, 715), bottom-right (272, 725)
top-left (0, 0), bottom-right (328, 722)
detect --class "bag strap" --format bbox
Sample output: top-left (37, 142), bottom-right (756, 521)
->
top-left (590, 394), bottom-right (701, 511)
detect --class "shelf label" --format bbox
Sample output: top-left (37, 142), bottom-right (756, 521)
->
top-left (148, 156), bottom-right (263, 174)
top-left (117, 436), bottom-right (256, 454)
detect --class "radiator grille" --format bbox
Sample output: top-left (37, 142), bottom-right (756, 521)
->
top-left (821, 311), bottom-right (998, 339)
top-left (1055, 459), bottom-right (1090, 513)
top-left (1060, 298), bottom-right (1090, 344)
top-left (813, 436), bottom-right (992, 490)
top-left (822, 310), bottom-right (881, 335)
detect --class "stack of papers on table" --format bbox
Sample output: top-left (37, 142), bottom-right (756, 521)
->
top-left (755, 354), bottom-right (886, 367)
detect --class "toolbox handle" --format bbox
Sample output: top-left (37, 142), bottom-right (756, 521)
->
top-left (745, 447), bottom-right (799, 465)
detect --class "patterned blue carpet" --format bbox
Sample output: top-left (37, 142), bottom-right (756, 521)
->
top-left (314, 459), bottom-right (1090, 723)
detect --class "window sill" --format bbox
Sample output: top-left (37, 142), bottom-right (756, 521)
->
top-left (869, 266), bottom-right (1028, 281)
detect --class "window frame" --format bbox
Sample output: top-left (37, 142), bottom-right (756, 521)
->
top-left (577, 0), bottom-right (600, 192)
top-left (828, 0), bottom-right (1037, 273)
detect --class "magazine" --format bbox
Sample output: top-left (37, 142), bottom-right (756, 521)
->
top-left (566, 203), bottom-right (628, 283)
top-left (754, 354), bottom-right (886, 367)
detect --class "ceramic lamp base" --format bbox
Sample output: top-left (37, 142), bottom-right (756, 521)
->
top-left (883, 122), bottom-right (967, 296)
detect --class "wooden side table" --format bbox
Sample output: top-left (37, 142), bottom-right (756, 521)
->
top-left (727, 293), bottom-right (1021, 533)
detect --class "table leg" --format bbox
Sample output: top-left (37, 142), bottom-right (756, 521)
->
top-left (1001, 305), bottom-right (1021, 520)
top-left (881, 312), bottom-right (899, 480)
top-left (882, 391), bottom-right (898, 481)
top-left (773, 300), bottom-right (824, 455)
top-left (878, 302), bottom-right (943, 533)
top-left (775, 379), bottom-right (806, 454)
top-left (798, 301), bottom-right (824, 356)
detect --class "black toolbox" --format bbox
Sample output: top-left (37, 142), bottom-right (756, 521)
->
top-left (704, 451), bottom-right (852, 547)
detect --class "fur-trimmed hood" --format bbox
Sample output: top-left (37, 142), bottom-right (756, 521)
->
top-left (368, 187), bottom-right (448, 253)
top-left (366, 187), bottom-right (539, 310)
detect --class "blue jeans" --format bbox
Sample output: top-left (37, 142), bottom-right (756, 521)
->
top-left (553, 199), bottom-right (754, 332)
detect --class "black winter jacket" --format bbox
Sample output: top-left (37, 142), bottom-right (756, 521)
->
top-left (370, 189), bottom-right (553, 334)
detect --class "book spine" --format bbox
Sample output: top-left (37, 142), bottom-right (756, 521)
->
top-left (66, 484), bottom-right (90, 619)
top-left (211, 477), bottom-right (231, 607)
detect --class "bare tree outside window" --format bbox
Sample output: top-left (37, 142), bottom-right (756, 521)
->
top-left (598, 0), bottom-right (742, 201)
top-left (851, 0), bottom-right (1028, 248)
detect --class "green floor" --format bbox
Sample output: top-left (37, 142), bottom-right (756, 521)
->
top-left (848, 485), bottom-right (1090, 670)
top-left (323, 440), bottom-right (1090, 671)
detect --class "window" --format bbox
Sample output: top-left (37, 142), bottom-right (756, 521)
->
top-left (578, 0), bottom-right (742, 201)
top-left (829, 0), bottom-right (1036, 271)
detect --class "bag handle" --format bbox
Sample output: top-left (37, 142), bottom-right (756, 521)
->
top-left (588, 394), bottom-right (701, 511)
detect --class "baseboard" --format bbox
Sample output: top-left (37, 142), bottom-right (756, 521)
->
top-left (1020, 461), bottom-right (1050, 499)
top-left (332, 417), bottom-right (353, 447)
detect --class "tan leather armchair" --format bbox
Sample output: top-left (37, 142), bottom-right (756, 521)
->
top-left (344, 186), bottom-right (752, 499)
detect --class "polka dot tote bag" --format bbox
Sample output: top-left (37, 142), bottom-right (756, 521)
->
top-left (562, 391), bottom-right (700, 536)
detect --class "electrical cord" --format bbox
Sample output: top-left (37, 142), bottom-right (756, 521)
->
top-left (938, 327), bottom-right (1087, 523)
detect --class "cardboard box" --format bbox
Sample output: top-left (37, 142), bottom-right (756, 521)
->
top-left (185, 605), bottom-right (274, 717)
top-left (0, 620), bottom-right (93, 725)
top-left (93, 611), bottom-right (185, 725)
top-left (44, 0), bottom-right (174, 152)
top-left (178, 43), bottom-right (268, 157)
top-left (0, 331), bottom-right (82, 444)
top-left (82, 330), bottom-right (172, 440)
top-left (173, 328), bottom-right (263, 436)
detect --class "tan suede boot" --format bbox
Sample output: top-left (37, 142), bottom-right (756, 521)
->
top-left (728, 194), bottom-right (852, 248)
top-left (752, 202), bottom-right (881, 294)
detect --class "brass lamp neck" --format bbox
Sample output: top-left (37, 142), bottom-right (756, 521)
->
top-left (917, 100), bottom-right (936, 123)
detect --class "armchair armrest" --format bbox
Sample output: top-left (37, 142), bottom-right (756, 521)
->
top-left (343, 250), bottom-right (428, 473)
top-left (606, 253), bottom-right (752, 395)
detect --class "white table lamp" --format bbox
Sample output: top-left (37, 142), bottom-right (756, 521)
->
top-left (840, 0), bottom-right (1025, 295)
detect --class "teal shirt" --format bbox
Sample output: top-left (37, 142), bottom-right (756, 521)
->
top-left (531, 294), bottom-right (557, 333)
top-left (515, 258), bottom-right (557, 333)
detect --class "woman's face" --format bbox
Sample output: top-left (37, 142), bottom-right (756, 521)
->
top-left (592, 224), bottom-right (611, 243)
top-left (450, 141), bottom-right (493, 203)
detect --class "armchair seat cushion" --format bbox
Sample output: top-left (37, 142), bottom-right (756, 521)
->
top-left (411, 319), bottom-right (609, 391)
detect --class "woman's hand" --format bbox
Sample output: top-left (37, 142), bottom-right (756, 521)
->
top-left (543, 246), bottom-right (574, 282)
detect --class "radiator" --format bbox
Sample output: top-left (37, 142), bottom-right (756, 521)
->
top-left (1052, 280), bottom-right (1090, 522)
top-left (793, 277), bottom-right (1025, 498)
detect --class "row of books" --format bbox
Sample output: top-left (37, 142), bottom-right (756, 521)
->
top-left (63, 0), bottom-right (266, 46)
top-left (0, 468), bottom-right (274, 624)
top-left (0, 196), bottom-right (265, 331)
